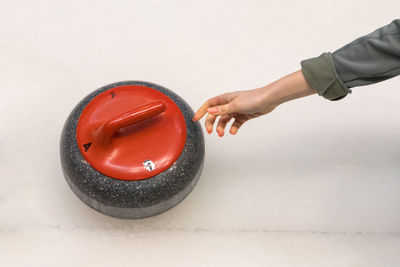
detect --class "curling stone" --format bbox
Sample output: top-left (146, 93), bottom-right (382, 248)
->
top-left (60, 81), bottom-right (205, 219)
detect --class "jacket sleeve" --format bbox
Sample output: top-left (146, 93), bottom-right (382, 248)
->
top-left (301, 19), bottom-right (400, 101)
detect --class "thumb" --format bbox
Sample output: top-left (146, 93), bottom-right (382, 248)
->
top-left (207, 103), bottom-right (233, 116)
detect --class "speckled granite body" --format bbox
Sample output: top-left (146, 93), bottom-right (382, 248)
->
top-left (60, 81), bottom-right (205, 219)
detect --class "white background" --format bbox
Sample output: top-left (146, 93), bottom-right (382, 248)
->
top-left (1, 0), bottom-right (400, 266)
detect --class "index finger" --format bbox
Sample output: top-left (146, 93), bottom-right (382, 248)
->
top-left (193, 101), bottom-right (210, 121)
top-left (193, 93), bottom-right (237, 121)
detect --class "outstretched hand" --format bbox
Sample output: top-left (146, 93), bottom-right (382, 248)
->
top-left (192, 89), bottom-right (277, 136)
top-left (192, 70), bottom-right (316, 137)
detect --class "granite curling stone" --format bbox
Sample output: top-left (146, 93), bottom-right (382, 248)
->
top-left (60, 81), bottom-right (205, 219)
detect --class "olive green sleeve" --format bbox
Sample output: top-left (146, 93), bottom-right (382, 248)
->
top-left (301, 52), bottom-right (351, 101)
top-left (301, 19), bottom-right (400, 101)
top-left (333, 19), bottom-right (400, 88)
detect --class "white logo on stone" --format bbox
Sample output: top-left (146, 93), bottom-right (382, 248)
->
top-left (143, 160), bottom-right (155, 171)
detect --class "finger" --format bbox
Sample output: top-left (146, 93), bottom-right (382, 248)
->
top-left (216, 115), bottom-right (232, 137)
top-left (193, 101), bottom-right (210, 121)
top-left (193, 92), bottom-right (238, 121)
top-left (230, 119), bottom-right (247, 135)
top-left (207, 103), bottom-right (234, 116)
top-left (205, 113), bottom-right (217, 134)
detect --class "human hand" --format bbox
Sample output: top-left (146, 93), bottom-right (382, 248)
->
top-left (192, 88), bottom-right (278, 136)
top-left (192, 70), bottom-right (316, 137)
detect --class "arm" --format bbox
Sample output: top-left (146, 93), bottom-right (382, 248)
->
top-left (194, 19), bottom-right (400, 136)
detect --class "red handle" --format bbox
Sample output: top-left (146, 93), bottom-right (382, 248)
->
top-left (95, 100), bottom-right (166, 143)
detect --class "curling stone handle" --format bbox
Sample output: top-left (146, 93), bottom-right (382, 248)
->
top-left (96, 100), bottom-right (166, 143)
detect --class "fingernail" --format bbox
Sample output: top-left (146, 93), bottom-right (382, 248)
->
top-left (207, 107), bottom-right (218, 114)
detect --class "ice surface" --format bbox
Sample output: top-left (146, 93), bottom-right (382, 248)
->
top-left (1, 0), bottom-right (400, 266)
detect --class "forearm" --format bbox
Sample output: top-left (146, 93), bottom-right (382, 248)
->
top-left (259, 70), bottom-right (316, 107)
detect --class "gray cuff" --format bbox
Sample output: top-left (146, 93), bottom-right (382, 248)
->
top-left (301, 52), bottom-right (352, 101)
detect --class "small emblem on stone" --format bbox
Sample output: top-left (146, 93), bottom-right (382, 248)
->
top-left (83, 142), bottom-right (92, 152)
top-left (143, 160), bottom-right (155, 171)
